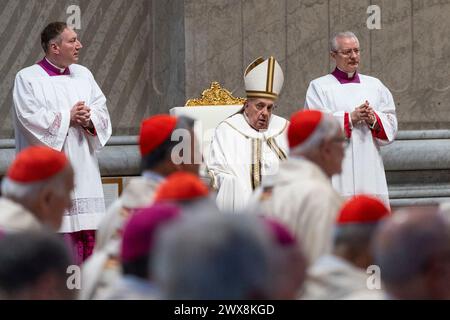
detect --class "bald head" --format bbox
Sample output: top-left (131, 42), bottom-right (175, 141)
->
top-left (373, 207), bottom-right (450, 299)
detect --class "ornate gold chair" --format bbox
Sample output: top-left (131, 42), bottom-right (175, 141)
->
top-left (169, 82), bottom-right (245, 188)
top-left (170, 81), bottom-right (245, 159)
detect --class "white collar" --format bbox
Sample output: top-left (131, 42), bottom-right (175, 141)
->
top-left (45, 57), bottom-right (67, 73)
top-left (224, 113), bottom-right (287, 139)
top-left (337, 66), bottom-right (355, 78)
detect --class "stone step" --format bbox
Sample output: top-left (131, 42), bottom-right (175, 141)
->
top-left (388, 183), bottom-right (450, 198)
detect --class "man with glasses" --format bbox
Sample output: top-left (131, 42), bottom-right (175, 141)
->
top-left (208, 56), bottom-right (289, 212)
top-left (304, 31), bottom-right (397, 207)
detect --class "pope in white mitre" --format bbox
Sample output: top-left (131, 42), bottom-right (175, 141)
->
top-left (207, 56), bottom-right (289, 212)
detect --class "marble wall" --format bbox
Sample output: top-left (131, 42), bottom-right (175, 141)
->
top-left (1, 0), bottom-right (450, 139)
top-left (0, 0), bottom-right (185, 138)
top-left (184, 0), bottom-right (450, 130)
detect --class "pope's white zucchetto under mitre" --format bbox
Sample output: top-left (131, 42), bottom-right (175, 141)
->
top-left (244, 56), bottom-right (284, 100)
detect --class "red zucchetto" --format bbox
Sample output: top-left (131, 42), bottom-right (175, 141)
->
top-left (7, 145), bottom-right (69, 183)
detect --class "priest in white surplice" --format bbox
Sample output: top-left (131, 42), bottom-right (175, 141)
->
top-left (207, 56), bottom-right (289, 212)
top-left (305, 31), bottom-right (397, 207)
top-left (12, 22), bottom-right (112, 264)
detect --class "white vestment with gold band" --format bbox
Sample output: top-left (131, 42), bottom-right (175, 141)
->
top-left (207, 112), bottom-right (288, 213)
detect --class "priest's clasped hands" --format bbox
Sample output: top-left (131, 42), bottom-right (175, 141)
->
top-left (350, 100), bottom-right (377, 129)
top-left (70, 101), bottom-right (93, 129)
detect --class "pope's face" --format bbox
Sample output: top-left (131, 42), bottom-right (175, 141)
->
top-left (55, 27), bottom-right (82, 67)
top-left (331, 37), bottom-right (360, 74)
top-left (244, 98), bottom-right (276, 130)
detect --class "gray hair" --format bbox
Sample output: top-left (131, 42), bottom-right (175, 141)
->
top-left (152, 213), bottom-right (275, 299)
top-left (289, 112), bottom-right (341, 156)
top-left (330, 31), bottom-right (359, 52)
top-left (1, 172), bottom-right (69, 204)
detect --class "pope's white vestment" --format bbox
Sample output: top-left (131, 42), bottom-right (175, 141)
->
top-left (12, 63), bottom-right (112, 233)
top-left (305, 73), bottom-right (397, 206)
top-left (207, 112), bottom-right (288, 212)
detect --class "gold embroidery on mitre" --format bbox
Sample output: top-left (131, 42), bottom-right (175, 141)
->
top-left (185, 82), bottom-right (245, 106)
top-left (245, 56), bottom-right (265, 76)
top-left (245, 91), bottom-right (278, 100)
top-left (266, 56), bottom-right (275, 94)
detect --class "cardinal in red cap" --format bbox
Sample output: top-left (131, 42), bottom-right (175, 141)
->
top-left (252, 109), bottom-right (344, 265)
top-left (288, 110), bottom-right (323, 149)
top-left (94, 115), bottom-right (200, 253)
top-left (154, 171), bottom-right (219, 215)
top-left (287, 109), bottom-right (346, 178)
top-left (337, 195), bottom-right (390, 225)
top-left (139, 114), bottom-right (178, 157)
top-left (154, 171), bottom-right (209, 203)
top-left (138, 114), bottom-right (200, 176)
top-left (0, 146), bottom-right (74, 232)
top-left (301, 194), bottom-right (389, 300)
top-left (82, 114), bottom-right (201, 300)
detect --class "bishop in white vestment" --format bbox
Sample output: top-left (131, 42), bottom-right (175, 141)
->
top-left (208, 56), bottom-right (289, 212)
top-left (305, 31), bottom-right (397, 206)
top-left (12, 22), bottom-right (111, 263)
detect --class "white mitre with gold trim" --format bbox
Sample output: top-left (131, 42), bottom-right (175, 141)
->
top-left (244, 56), bottom-right (284, 100)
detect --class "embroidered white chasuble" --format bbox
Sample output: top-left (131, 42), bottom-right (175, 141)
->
top-left (207, 112), bottom-right (288, 212)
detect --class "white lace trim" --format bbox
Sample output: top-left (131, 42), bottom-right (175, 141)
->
top-left (67, 197), bottom-right (105, 216)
